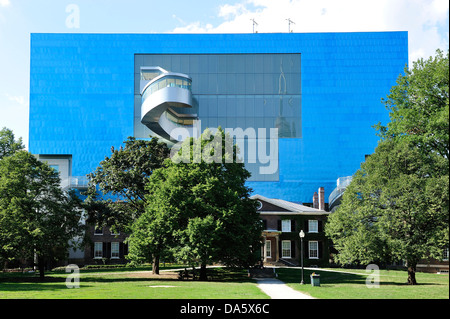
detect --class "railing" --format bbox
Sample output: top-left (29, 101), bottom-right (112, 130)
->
top-left (142, 74), bottom-right (192, 102)
top-left (164, 109), bottom-right (196, 126)
top-left (61, 176), bottom-right (89, 189)
top-left (140, 68), bottom-right (194, 142)
top-left (328, 176), bottom-right (353, 208)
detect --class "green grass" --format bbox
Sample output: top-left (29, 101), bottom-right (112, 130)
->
top-left (276, 268), bottom-right (449, 299)
top-left (1, 266), bottom-right (448, 299)
top-left (0, 267), bottom-right (269, 299)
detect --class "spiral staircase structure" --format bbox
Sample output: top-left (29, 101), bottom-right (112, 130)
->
top-left (140, 67), bottom-right (197, 142)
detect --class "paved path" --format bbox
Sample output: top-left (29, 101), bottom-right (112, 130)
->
top-left (255, 278), bottom-right (314, 299)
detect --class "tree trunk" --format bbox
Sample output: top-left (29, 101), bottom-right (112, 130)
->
top-left (152, 254), bottom-right (160, 275)
top-left (37, 256), bottom-right (45, 280)
top-left (199, 263), bottom-right (207, 281)
top-left (407, 264), bottom-right (417, 285)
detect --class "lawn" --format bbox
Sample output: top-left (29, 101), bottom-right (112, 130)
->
top-left (0, 267), bottom-right (269, 299)
top-left (1, 266), bottom-right (448, 299)
top-left (276, 268), bottom-right (449, 299)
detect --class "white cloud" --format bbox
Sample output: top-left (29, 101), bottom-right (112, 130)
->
top-left (0, 0), bottom-right (10, 7)
top-left (5, 93), bottom-right (25, 106)
top-left (173, 21), bottom-right (214, 33)
top-left (0, 93), bottom-right (29, 149)
top-left (171, 0), bottom-right (449, 64)
top-left (218, 3), bottom-right (250, 20)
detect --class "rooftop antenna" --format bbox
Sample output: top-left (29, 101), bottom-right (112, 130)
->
top-left (250, 18), bottom-right (258, 33)
top-left (286, 18), bottom-right (295, 33)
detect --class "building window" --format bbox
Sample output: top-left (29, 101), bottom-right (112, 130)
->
top-left (94, 242), bottom-right (103, 259)
top-left (309, 241), bottom-right (319, 259)
top-left (308, 220), bottom-right (318, 233)
top-left (94, 226), bottom-right (103, 235)
top-left (444, 248), bottom-right (449, 261)
top-left (281, 220), bottom-right (291, 232)
top-left (111, 242), bottom-right (120, 259)
top-left (256, 200), bottom-right (263, 210)
top-left (265, 240), bottom-right (271, 258)
top-left (282, 240), bottom-right (291, 258)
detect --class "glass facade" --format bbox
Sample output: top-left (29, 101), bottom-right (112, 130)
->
top-left (134, 54), bottom-right (301, 181)
top-left (141, 74), bottom-right (192, 101)
top-left (135, 54), bottom-right (301, 138)
top-left (29, 32), bottom-right (408, 203)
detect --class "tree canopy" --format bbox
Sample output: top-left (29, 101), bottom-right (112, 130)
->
top-left (0, 127), bottom-right (24, 160)
top-left (326, 50), bottom-right (449, 285)
top-left (0, 150), bottom-right (83, 278)
top-left (127, 128), bottom-right (262, 279)
top-left (376, 49), bottom-right (449, 157)
top-left (84, 136), bottom-right (170, 233)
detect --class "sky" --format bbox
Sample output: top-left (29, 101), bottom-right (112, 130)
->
top-left (0, 0), bottom-right (448, 149)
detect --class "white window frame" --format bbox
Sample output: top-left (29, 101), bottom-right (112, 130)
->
top-left (281, 220), bottom-right (291, 232)
top-left (94, 226), bottom-right (103, 235)
top-left (110, 229), bottom-right (120, 236)
top-left (308, 220), bottom-right (318, 233)
top-left (309, 241), bottom-right (319, 259)
top-left (265, 240), bottom-right (271, 258)
top-left (111, 242), bottom-right (120, 259)
top-left (443, 248), bottom-right (449, 261)
top-left (94, 242), bottom-right (103, 259)
top-left (281, 240), bottom-right (292, 258)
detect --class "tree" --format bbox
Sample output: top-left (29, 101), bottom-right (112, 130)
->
top-left (376, 49), bottom-right (449, 157)
top-left (326, 50), bottom-right (449, 285)
top-left (84, 136), bottom-right (170, 233)
top-left (0, 151), bottom-right (83, 279)
top-left (326, 139), bottom-right (448, 283)
top-left (0, 127), bottom-right (24, 160)
top-left (127, 128), bottom-right (263, 279)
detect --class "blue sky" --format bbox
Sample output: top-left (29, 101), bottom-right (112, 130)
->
top-left (0, 0), bottom-right (448, 149)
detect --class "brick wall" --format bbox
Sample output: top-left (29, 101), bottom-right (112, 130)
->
top-left (84, 225), bottom-right (129, 265)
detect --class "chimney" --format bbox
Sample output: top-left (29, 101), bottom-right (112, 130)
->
top-left (318, 187), bottom-right (325, 211)
top-left (312, 191), bottom-right (318, 209)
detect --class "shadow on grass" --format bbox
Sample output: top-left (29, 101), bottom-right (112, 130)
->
top-left (276, 268), bottom-right (366, 286)
top-left (0, 276), bottom-right (69, 293)
top-left (275, 268), bottom-right (443, 287)
top-left (0, 267), bottom-right (253, 293)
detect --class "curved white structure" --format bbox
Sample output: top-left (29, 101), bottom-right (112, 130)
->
top-left (140, 67), bottom-right (196, 141)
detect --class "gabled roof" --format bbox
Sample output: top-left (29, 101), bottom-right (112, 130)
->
top-left (251, 194), bottom-right (329, 215)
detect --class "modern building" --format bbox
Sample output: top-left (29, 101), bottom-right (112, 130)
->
top-left (29, 32), bottom-right (408, 206)
top-left (328, 176), bottom-right (353, 212)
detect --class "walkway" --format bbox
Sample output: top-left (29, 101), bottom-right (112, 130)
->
top-left (255, 278), bottom-right (315, 299)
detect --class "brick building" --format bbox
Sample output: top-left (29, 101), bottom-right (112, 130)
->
top-left (252, 190), bottom-right (330, 267)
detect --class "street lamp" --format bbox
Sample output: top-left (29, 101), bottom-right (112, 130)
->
top-left (299, 230), bottom-right (305, 284)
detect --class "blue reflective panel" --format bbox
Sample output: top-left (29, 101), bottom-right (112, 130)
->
top-left (30, 33), bottom-right (407, 202)
top-left (217, 96), bottom-right (227, 117)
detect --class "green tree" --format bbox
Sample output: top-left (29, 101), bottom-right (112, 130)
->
top-left (128, 128), bottom-right (263, 279)
top-left (0, 127), bottom-right (24, 160)
top-left (326, 50), bottom-right (449, 285)
top-left (376, 49), bottom-right (449, 156)
top-left (84, 136), bottom-right (170, 233)
top-left (0, 151), bottom-right (83, 279)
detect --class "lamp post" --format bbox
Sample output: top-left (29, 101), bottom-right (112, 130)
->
top-left (299, 230), bottom-right (305, 284)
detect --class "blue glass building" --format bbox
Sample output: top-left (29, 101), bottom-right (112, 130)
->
top-left (29, 32), bottom-right (408, 204)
